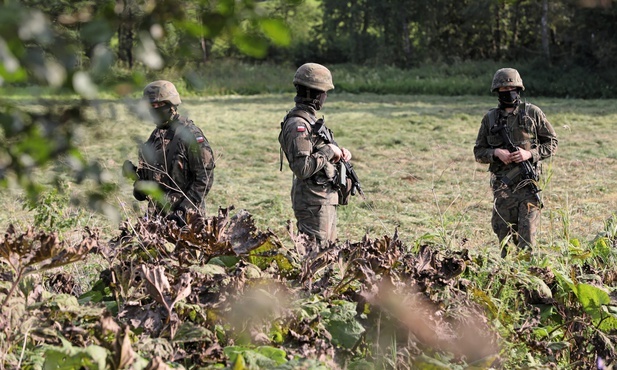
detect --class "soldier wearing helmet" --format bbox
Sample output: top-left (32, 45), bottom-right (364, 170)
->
top-left (125, 80), bottom-right (215, 225)
top-left (278, 63), bottom-right (353, 245)
top-left (474, 68), bottom-right (558, 257)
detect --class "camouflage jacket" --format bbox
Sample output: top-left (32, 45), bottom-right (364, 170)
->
top-left (474, 102), bottom-right (558, 181)
top-left (136, 116), bottom-right (215, 211)
top-left (279, 104), bottom-right (339, 207)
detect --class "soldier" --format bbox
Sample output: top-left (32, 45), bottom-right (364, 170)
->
top-left (474, 68), bottom-right (558, 257)
top-left (278, 63), bottom-right (352, 245)
top-left (124, 80), bottom-right (215, 225)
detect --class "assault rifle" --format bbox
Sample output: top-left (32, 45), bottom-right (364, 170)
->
top-left (491, 118), bottom-right (542, 206)
top-left (314, 117), bottom-right (365, 200)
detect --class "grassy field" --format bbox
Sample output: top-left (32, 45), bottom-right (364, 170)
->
top-left (2, 92), bottom-right (617, 369)
top-left (2, 93), bottom-right (617, 255)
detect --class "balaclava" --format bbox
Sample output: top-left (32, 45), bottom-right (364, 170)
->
top-left (295, 85), bottom-right (327, 110)
top-left (150, 103), bottom-right (178, 129)
top-left (498, 89), bottom-right (521, 109)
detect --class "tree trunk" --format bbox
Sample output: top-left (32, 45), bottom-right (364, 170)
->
top-left (198, 12), bottom-right (208, 64)
top-left (492, 0), bottom-right (503, 59)
top-left (541, 0), bottom-right (550, 60)
top-left (511, 0), bottom-right (520, 47)
top-left (402, 18), bottom-right (412, 67)
top-left (117, 0), bottom-right (134, 69)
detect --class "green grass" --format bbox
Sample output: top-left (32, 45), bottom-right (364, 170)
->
top-left (4, 59), bottom-right (615, 100)
top-left (3, 93), bottom-right (617, 254)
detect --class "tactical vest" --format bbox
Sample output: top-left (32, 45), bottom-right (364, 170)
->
top-left (278, 108), bottom-right (336, 187)
top-left (487, 102), bottom-right (538, 174)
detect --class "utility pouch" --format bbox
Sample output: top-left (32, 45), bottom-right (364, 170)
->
top-left (337, 162), bottom-right (353, 205)
top-left (501, 166), bottom-right (522, 187)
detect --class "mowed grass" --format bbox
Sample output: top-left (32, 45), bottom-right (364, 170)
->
top-left (2, 93), bottom-right (617, 257)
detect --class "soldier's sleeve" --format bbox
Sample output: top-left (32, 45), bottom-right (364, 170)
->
top-left (183, 124), bottom-right (215, 206)
top-left (281, 118), bottom-right (336, 180)
top-left (473, 113), bottom-right (496, 164)
top-left (531, 107), bottom-right (558, 163)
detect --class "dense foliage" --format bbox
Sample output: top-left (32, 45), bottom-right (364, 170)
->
top-left (314, 0), bottom-right (617, 68)
top-left (1, 206), bottom-right (616, 369)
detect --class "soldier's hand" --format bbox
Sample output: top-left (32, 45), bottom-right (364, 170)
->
top-left (328, 144), bottom-right (343, 162)
top-left (494, 148), bottom-right (512, 164)
top-left (511, 148), bottom-right (532, 163)
top-left (341, 148), bottom-right (352, 162)
top-left (122, 160), bottom-right (138, 180)
top-left (133, 180), bottom-right (148, 201)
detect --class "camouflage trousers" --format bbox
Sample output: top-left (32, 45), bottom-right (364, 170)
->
top-left (294, 204), bottom-right (337, 245)
top-left (491, 183), bottom-right (541, 254)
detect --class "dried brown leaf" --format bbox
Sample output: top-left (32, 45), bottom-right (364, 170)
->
top-left (113, 326), bottom-right (136, 370)
top-left (140, 265), bottom-right (172, 311)
top-left (144, 356), bottom-right (171, 370)
top-left (170, 273), bottom-right (192, 308)
top-left (100, 315), bottom-right (122, 337)
top-left (219, 209), bottom-right (280, 255)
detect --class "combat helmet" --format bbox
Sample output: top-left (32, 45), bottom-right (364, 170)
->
top-left (293, 63), bottom-right (334, 92)
top-left (491, 68), bottom-right (525, 92)
top-left (143, 80), bottom-right (182, 105)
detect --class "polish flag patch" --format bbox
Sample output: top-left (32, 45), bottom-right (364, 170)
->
top-left (297, 126), bottom-right (306, 132)
top-left (196, 136), bottom-right (205, 143)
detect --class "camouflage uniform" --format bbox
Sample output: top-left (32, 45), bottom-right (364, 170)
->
top-left (279, 63), bottom-right (340, 244)
top-left (474, 68), bottom-right (558, 254)
top-left (133, 80), bottom-right (215, 224)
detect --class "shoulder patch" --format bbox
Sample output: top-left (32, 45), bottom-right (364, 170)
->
top-left (297, 126), bottom-right (306, 132)
top-left (196, 136), bottom-right (205, 143)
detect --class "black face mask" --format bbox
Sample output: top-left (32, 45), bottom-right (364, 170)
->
top-left (150, 103), bottom-right (175, 128)
top-left (315, 91), bottom-right (327, 110)
top-left (295, 85), bottom-right (327, 110)
top-left (498, 90), bottom-right (520, 108)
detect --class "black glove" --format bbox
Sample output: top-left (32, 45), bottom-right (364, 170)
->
top-left (122, 160), bottom-right (138, 181)
top-left (133, 180), bottom-right (148, 201)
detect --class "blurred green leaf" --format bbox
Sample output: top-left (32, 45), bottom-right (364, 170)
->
top-left (224, 346), bottom-right (287, 368)
top-left (43, 339), bottom-right (108, 370)
top-left (233, 33), bottom-right (268, 58)
top-left (201, 13), bottom-right (227, 37)
top-left (260, 18), bottom-right (291, 46)
top-left (320, 300), bottom-right (365, 349)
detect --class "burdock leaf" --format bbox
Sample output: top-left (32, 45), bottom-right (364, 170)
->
top-left (218, 209), bottom-right (283, 255)
top-left (0, 225), bottom-right (35, 270)
top-left (172, 321), bottom-right (213, 343)
top-left (575, 283), bottom-right (610, 317)
top-left (140, 265), bottom-right (172, 312)
top-left (170, 273), bottom-right (192, 310)
top-left (0, 226), bottom-right (98, 275)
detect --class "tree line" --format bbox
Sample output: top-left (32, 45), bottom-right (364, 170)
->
top-left (8, 0), bottom-right (617, 70)
top-left (313, 0), bottom-right (617, 69)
